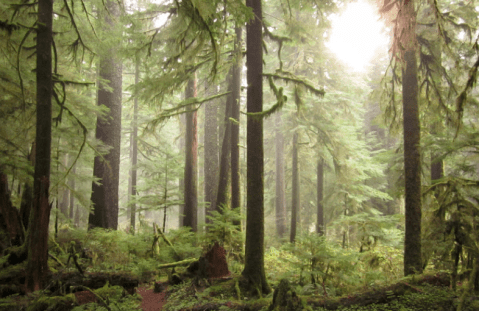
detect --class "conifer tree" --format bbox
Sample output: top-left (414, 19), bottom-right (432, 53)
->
top-left (399, 0), bottom-right (422, 275)
top-left (230, 26), bottom-right (243, 225)
top-left (242, 0), bottom-right (270, 295)
top-left (204, 83), bottom-right (219, 224)
top-left (183, 77), bottom-right (198, 232)
top-left (89, 0), bottom-right (123, 230)
top-left (26, 0), bottom-right (53, 292)
top-left (317, 158), bottom-right (324, 235)
top-left (290, 132), bottom-right (300, 243)
top-left (275, 111), bottom-right (286, 238)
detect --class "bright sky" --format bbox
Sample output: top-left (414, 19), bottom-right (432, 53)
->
top-left (326, 0), bottom-right (389, 72)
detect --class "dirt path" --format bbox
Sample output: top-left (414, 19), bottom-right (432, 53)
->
top-left (137, 284), bottom-right (168, 311)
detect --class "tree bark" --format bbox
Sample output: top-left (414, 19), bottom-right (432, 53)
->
top-left (183, 77), bottom-right (198, 232)
top-left (317, 158), bottom-right (324, 235)
top-left (130, 58), bottom-right (139, 233)
top-left (204, 82), bottom-right (219, 224)
top-left (20, 143), bottom-right (35, 230)
top-left (0, 172), bottom-right (24, 250)
top-left (89, 0), bottom-right (123, 230)
top-left (25, 0), bottom-right (53, 292)
top-left (215, 68), bottom-right (233, 212)
top-left (242, 0), bottom-right (270, 295)
top-left (69, 163), bottom-right (76, 220)
top-left (275, 112), bottom-right (286, 238)
top-left (231, 26), bottom-right (243, 226)
top-left (290, 132), bottom-right (300, 243)
top-left (401, 0), bottom-right (422, 276)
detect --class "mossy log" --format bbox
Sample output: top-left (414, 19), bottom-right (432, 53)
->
top-left (51, 271), bottom-right (139, 294)
top-left (158, 258), bottom-right (197, 269)
top-left (306, 272), bottom-right (452, 310)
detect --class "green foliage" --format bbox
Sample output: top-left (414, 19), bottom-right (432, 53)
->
top-left (70, 283), bottom-right (141, 311)
top-left (202, 205), bottom-right (244, 255)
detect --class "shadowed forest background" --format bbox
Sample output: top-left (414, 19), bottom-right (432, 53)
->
top-left (2, 0), bottom-right (479, 310)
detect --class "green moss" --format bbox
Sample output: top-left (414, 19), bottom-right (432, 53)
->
top-left (26, 294), bottom-right (76, 311)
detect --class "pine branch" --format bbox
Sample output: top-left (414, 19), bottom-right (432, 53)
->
top-left (263, 72), bottom-right (325, 97)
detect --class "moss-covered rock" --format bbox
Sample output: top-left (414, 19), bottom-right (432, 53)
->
top-left (269, 279), bottom-right (309, 311)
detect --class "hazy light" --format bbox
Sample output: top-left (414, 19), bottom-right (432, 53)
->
top-left (326, 0), bottom-right (389, 72)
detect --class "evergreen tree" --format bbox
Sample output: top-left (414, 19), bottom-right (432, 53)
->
top-left (89, 0), bottom-right (123, 230)
top-left (183, 77), bottom-right (198, 232)
top-left (242, 0), bottom-right (271, 295)
top-left (26, 0), bottom-right (53, 292)
top-left (275, 111), bottom-right (287, 238)
top-left (399, 0), bottom-right (423, 276)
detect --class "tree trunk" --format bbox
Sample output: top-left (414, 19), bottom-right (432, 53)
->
top-left (242, 0), bottom-right (270, 295)
top-left (183, 77), bottom-right (198, 232)
top-left (0, 172), bottom-right (24, 250)
top-left (275, 112), bottom-right (286, 238)
top-left (215, 68), bottom-right (233, 212)
top-left (130, 58), bottom-right (139, 233)
top-left (401, 0), bottom-right (422, 276)
top-left (317, 158), bottom-right (324, 235)
top-left (69, 163), bottom-right (76, 220)
top-left (25, 0), bottom-right (53, 292)
top-left (20, 143), bottom-right (35, 230)
top-left (89, 0), bottom-right (123, 230)
top-left (231, 26), bottom-right (243, 227)
top-left (204, 82), bottom-right (219, 224)
top-left (178, 113), bottom-right (185, 228)
top-left (290, 132), bottom-right (300, 243)
top-left (60, 155), bottom-right (69, 218)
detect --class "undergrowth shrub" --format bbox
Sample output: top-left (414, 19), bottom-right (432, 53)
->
top-left (201, 205), bottom-right (244, 261)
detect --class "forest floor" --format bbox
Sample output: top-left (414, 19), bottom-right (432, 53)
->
top-left (137, 283), bottom-right (168, 311)
top-left (2, 271), bottom-right (479, 310)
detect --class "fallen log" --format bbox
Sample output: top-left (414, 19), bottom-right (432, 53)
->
top-left (157, 258), bottom-right (197, 270)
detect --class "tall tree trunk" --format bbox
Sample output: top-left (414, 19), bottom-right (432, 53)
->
top-left (0, 172), bottom-right (24, 251)
top-left (231, 26), bottom-right (243, 227)
top-left (26, 0), bottom-right (53, 292)
top-left (183, 77), bottom-right (198, 232)
top-left (130, 58), bottom-right (139, 233)
top-left (20, 143), bottom-right (35, 230)
top-left (401, 0), bottom-right (422, 276)
top-left (60, 154), bottom-right (69, 218)
top-left (242, 0), bottom-right (270, 295)
top-left (69, 163), bottom-right (76, 220)
top-left (178, 114), bottom-right (185, 228)
top-left (290, 132), bottom-right (300, 243)
top-left (216, 68), bottom-right (233, 212)
top-left (275, 112), bottom-right (286, 238)
top-left (316, 158), bottom-right (324, 235)
top-left (204, 82), bottom-right (219, 224)
top-left (89, 0), bottom-right (123, 230)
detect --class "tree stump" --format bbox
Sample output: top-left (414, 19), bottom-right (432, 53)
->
top-left (187, 242), bottom-right (230, 279)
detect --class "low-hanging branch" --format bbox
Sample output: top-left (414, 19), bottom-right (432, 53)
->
top-left (263, 72), bottom-right (325, 97)
top-left (153, 91), bottom-right (230, 122)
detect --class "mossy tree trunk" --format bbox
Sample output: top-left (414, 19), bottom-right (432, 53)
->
top-left (25, 0), bottom-right (53, 292)
top-left (316, 158), bottom-right (324, 235)
top-left (275, 111), bottom-right (286, 238)
top-left (215, 68), bottom-right (233, 213)
top-left (231, 26), bottom-right (243, 226)
top-left (290, 132), bottom-right (299, 243)
top-left (401, 0), bottom-right (422, 276)
top-left (130, 58), bottom-right (139, 233)
top-left (183, 77), bottom-right (198, 232)
top-left (204, 82), bottom-right (219, 225)
top-left (89, 0), bottom-right (123, 230)
top-left (242, 0), bottom-right (270, 295)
